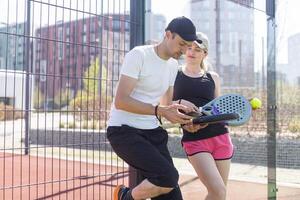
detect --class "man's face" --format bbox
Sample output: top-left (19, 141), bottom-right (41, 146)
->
top-left (166, 32), bottom-right (193, 59)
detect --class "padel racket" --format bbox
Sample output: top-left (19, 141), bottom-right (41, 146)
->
top-left (192, 113), bottom-right (240, 125)
top-left (186, 94), bottom-right (252, 126)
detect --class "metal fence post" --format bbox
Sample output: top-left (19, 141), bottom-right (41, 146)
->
top-left (266, 0), bottom-right (277, 199)
top-left (129, 0), bottom-right (145, 188)
top-left (24, 0), bottom-right (31, 155)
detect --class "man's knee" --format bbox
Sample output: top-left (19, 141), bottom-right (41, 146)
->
top-left (158, 167), bottom-right (179, 188)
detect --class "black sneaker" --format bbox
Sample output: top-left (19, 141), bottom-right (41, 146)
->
top-left (113, 185), bottom-right (130, 200)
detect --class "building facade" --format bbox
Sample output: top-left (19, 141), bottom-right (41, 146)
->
top-left (0, 22), bottom-right (26, 71)
top-left (190, 0), bottom-right (255, 87)
top-left (34, 14), bottom-right (130, 108)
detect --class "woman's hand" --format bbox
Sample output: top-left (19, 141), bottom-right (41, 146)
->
top-left (182, 123), bottom-right (208, 133)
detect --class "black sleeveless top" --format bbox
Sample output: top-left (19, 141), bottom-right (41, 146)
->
top-left (173, 70), bottom-right (228, 141)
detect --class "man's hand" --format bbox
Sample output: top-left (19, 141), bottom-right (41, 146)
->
top-left (176, 99), bottom-right (201, 117)
top-left (178, 99), bottom-right (199, 112)
top-left (157, 104), bottom-right (194, 124)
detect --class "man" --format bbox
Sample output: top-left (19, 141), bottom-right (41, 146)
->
top-left (107, 16), bottom-right (198, 200)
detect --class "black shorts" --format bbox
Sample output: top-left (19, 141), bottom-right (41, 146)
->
top-left (106, 125), bottom-right (179, 188)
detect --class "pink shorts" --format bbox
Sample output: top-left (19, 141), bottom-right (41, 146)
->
top-left (182, 133), bottom-right (234, 160)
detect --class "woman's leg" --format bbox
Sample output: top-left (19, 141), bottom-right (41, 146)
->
top-left (213, 133), bottom-right (233, 186)
top-left (188, 153), bottom-right (226, 200)
top-left (215, 159), bottom-right (231, 186)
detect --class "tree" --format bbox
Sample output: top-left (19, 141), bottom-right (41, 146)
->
top-left (33, 87), bottom-right (45, 109)
top-left (54, 88), bottom-right (73, 108)
top-left (83, 58), bottom-right (100, 96)
top-left (69, 58), bottom-right (109, 120)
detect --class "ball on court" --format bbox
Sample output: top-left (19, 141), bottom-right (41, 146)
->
top-left (250, 98), bottom-right (262, 109)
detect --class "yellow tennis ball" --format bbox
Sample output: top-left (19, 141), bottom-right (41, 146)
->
top-left (250, 98), bottom-right (262, 109)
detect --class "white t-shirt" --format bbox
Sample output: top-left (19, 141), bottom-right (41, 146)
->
top-left (108, 45), bottom-right (179, 129)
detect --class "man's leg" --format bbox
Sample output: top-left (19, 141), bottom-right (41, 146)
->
top-left (147, 127), bottom-right (183, 200)
top-left (130, 166), bottom-right (182, 200)
top-left (151, 185), bottom-right (182, 200)
top-left (107, 126), bottom-right (179, 200)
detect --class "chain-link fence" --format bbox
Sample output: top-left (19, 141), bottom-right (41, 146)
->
top-left (0, 0), bottom-right (137, 199)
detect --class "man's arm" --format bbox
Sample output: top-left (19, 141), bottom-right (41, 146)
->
top-left (114, 75), bottom-right (193, 124)
top-left (114, 74), bottom-right (156, 115)
top-left (160, 86), bottom-right (174, 106)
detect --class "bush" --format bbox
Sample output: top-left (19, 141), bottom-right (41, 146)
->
top-left (59, 121), bottom-right (76, 129)
top-left (82, 120), bottom-right (101, 130)
top-left (54, 88), bottom-right (74, 108)
top-left (288, 117), bottom-right (300, 133)
top-left (33, 87), bottom-right (45, 109)
top-left (0, 103), bottom-right (24, 121)
top-left (69, 91), bottom-right (111, 121)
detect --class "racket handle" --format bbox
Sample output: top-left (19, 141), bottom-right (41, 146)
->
top-left (192, 113), bottom-right (239, 125)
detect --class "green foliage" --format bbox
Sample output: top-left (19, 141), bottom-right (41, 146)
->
top-left (100, 62), bottom-right (108, 97)
top-left (288, 117), bottom-right (300, 133)
top-left (59, 122), bottom-right (65, 128)
top-left (83, 58), bottom-right (100, 96)
top-left (68, 57), bottom-right (111, 121)
top-left (54, 88), bottom-right (73, 108)
top-left (59, 121), bottom-right (76, 129)
top-left (82, 120), bottom-right (101, 130)
top-left (82, 57), bottom-right (108, 98)
top-left (277, 84), bottom-right (300, 107)
top-left (33, 87), bottom-right (45, 109)
top-left (69, 92), bottom-right (111, 120)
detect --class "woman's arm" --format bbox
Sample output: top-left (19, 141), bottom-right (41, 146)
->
top-left (209, 71), bottom-right (221, 98)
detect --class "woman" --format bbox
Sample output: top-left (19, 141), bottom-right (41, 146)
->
top-left (173, 32), bottom-right (233, 200)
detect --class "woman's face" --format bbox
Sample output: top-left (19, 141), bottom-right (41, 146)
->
top-left (185, 42), bottom-right (207, 65)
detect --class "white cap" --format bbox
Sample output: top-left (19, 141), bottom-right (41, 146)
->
top-left (194, 32), bottom-right (209, 51)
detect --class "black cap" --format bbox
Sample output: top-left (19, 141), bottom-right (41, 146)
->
top-left (165, 16), bottom-right (197, 41)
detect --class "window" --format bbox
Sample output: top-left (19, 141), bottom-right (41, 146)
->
top-left (37, 42), bottom-right (41, 51)
top-left (66, 26), bottom-right (70, 36)
top-left (91, 33), bottom-right (95, 42)
top-left (112, 20), bottom-right (120, 31)
top-left (0, 57), bottom-right (4, 68)
top-left (114, 42), bottom-right (119, 49)
top-left (0, 97), bottom-right (14, 106)
top-left (40, 60), bottom-right (47, 82)
top-left (58, 27), bottom-right (63, 40)
top-left (83, 24), bottom-right (87, 32)
top-left (90, 22), bottom-right (95, 32)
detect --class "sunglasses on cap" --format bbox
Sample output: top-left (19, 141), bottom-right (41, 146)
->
top-left (196, 39), bottom-right (203, 44)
